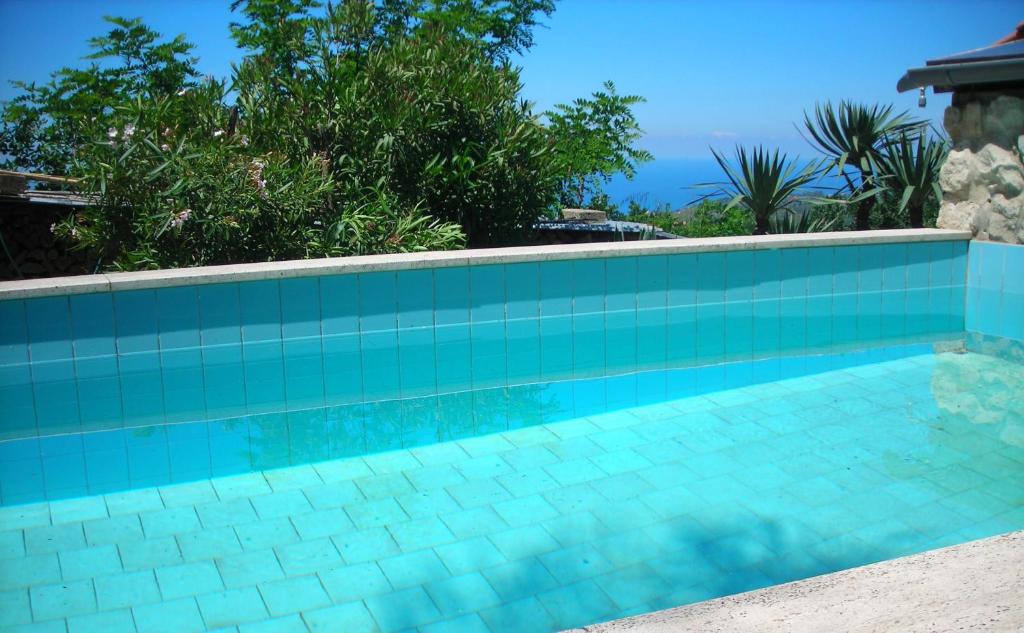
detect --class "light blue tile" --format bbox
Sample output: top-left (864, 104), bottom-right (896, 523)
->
top-left (361, 331), bottom-right (400, 400)
top-left (364, 586), bottom-right (443, 632)
top-left (1003, 243), bottom-right (1024, 294)
top-left (161, 348), bottom-right (205, 424)
top-left (196, 587), bottom-right (269, 628)
top-left (133, 596), bottom-right (205, 633)
top-left (471, 265), bottom-right (506, 324)
top-left (69, 293), bottom-right (115, 360)
top-left (506, 318), bottom-right (541, 383)
top-left (573, 259), bottom-right (605, 316)
top-left (304, 601), bottom-right (378, 633)
top-left (359, 271), bottom-right (398, 333)
top-left (539, 315), bottom-right (573, 380)
top-left (479, 595), bottom-right (556, 632)
top-left (398, 327), bottom-right (436, 397)
top-left (258, 574), bottom-right (330, 617)
top-left (572, 313), bottom-right (605, 378)
top-left (320, 275), bottom-right (359, 335)
top-left (322, 331), bottom-right (362, 405)
top-left (156, 286), bottom-right (201, 351)
top-left (396, 269), bottom-right (434, 329)
top-left (506, 262), bottom-right (540, 320)
top-left (667, 253), bottom-right (697, 307)
top-left (695, 302), bottom-right (725, 361)
top-left (470, 321), bottom-right (507, 388)
top-left (239, 280), bottom-right (282, 343)
top-left (282, 338), bottom-right (325, 409)
top-left (435, 323), bottom-right (472, 392)
top-left (68, 607), bottom-right (136, 633)
top-left (434, 267), bottom-right (470, 326)
top-left (27, 296), bottom-right (73, 362)
top-left (606, 257), bottom-right (637, 312)
top-left (605, 311), bottom-right (637, 372)
top-left (539, 260), bottom-right (573, 317)
top-left (202, 344), bottom-right (246, 418)
top-left (425, 571), bottom-right (502, 616)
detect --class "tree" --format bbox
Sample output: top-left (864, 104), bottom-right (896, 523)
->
top-left (0, 17), bottom-right (199, 178)
top-left (707, 146), bottom-right (820, 235)
top-left (802, 101), bottom-right (923, 230)
top-left (545, 81), bottom-right (653, 209)
top-left (231, 0), bottom-right (561, 246)
top-left (872, 131), bottom-right (947, 228)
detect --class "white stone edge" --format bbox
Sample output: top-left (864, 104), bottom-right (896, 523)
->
top-left (0, 229), bottom-right (971, 301)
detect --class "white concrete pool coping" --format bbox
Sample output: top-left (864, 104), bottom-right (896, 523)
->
top-left (0, 228), bottom-right (970, 300)
top-left (565, 530), bottom-right (1024, 633)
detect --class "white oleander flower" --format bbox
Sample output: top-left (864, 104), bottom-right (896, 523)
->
top-left (171, 208), bottom-right (192, 229)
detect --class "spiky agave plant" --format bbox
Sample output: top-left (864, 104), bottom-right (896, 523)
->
top-left (707, 146), bottom-right (820, 235)
top-left (767, 209), bottom-right (839, 234)
top-left (802, 101), bottom-right (924, 230)
top-left (872, 131), bottom-right (948, 228)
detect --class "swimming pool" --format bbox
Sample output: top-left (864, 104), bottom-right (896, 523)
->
top-left (0, 231), bottom-right (1021, 632)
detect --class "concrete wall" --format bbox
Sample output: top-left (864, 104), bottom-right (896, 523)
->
top-left (937, 93), bottom-right (1024, 244)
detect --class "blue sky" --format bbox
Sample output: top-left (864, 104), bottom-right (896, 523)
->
top-left (0, 0), bottom-right (1019, 159)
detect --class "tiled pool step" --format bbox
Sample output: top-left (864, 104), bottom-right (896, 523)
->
top-left (1, 351), bottom-right (1022, 632)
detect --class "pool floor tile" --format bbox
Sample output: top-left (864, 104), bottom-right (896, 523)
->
top-left (479, 595), bottom-right (557, 633)
top-left (274, 539), bottom-right (341, 576)
top-left (424, 571), bottom-right (502, 616)
top-left (94, 569), bottom-right (161, 610)
top-left (238, 614), bottom-right (308, 633)
top-left (216, 548), bottom-right (285, 588)
top-left (0, 587), bottom-right (32, 627)
top-left (302, 600), bottom-right (378, 633)
top-left (66, 608), bottom-right (135, 633)
top-left (58, 544), bottom-right (122, 581)
top-left (133, 596), bottom-right (205, 633)
top-left (196, 587), bottom-right (269, 628)
top-left (257, 574), bottom-right (330, 617)
top-left (420, 613), bottom-right (491, 633)
top-left (25, 522), bottom-right (86, 555)
top-left (318, 561), bottom-right (391, 603)
top-left (119, 536), bottom-right (184, 571)
top-left (364, 586), bottom-right (443, 632)
top-left (378, 549), bottom-right (450, 589)
top-left (155, 561), bottom-right (224, 599)
top-left (29, 578), bottom-right (97, 621)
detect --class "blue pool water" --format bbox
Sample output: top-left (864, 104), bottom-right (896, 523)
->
top-left (2, 237), bottom-right (1023, 632)
top-left (0, 347), bottom-right (1021, 632)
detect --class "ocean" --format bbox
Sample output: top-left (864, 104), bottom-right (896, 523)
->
top-left (604, 157), bottom-right (845, 212)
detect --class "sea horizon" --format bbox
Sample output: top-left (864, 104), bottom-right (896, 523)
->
top-left (605, 156), bottom-right (845, 212)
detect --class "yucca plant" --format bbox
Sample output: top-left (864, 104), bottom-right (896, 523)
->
top-left (705, 146), bottom-right (821, 235)
top-left (873, 131), bottom-right (948, 228)
top-left (803, 101), bottom-right (924, 230)
top-left (767, 209), bottom-right (839, 234)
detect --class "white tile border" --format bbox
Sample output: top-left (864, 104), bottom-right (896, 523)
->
top-left (0, 229), bottom-right (971, 300)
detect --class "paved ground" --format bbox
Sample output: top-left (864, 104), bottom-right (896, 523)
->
top-left (567, 530), bottom-right (1024, 633)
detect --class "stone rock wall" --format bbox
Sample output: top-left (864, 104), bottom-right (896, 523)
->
top-left (937, 94), bottom-right (1024, 243)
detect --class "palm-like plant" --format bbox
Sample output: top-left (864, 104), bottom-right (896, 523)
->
top-left (872, 131), bottom-right (948, 228)
top-left (767, 209), bottom-right (839, 234)
top-left (803, 101), bottom-right (923, 230)
top-left (706, 146), bottom-right (820, 235)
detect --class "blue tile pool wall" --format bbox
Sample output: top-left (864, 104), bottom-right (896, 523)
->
top-left (0, 341), bottom-right (935, 504)
top-left (0, 241), bottom-right (968, 446)
top-left (966, 240), bottom-right (1024, 344)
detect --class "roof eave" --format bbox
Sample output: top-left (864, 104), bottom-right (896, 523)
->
top-left (898, 57), bottom-right (1024, 92)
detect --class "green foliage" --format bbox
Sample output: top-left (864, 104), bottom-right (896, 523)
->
top-left (766, 208), bottom-right (839, 234)
top-left (232, 1), bottom-right (560, 247)
top-left (0, 16), bottom-right (199, 177)
top-left (679, 200), bottom-right (754, 237)
top-left (545, 81), bottom-right (653, 209)
top-left (803, 101), bottom-right (924, 230)
top-left (7, 1), bottom-right (619, 269)
top-left (706, 146), bottom-right (820, 234)
top-left (871, 131), bottom-right (948, 228)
